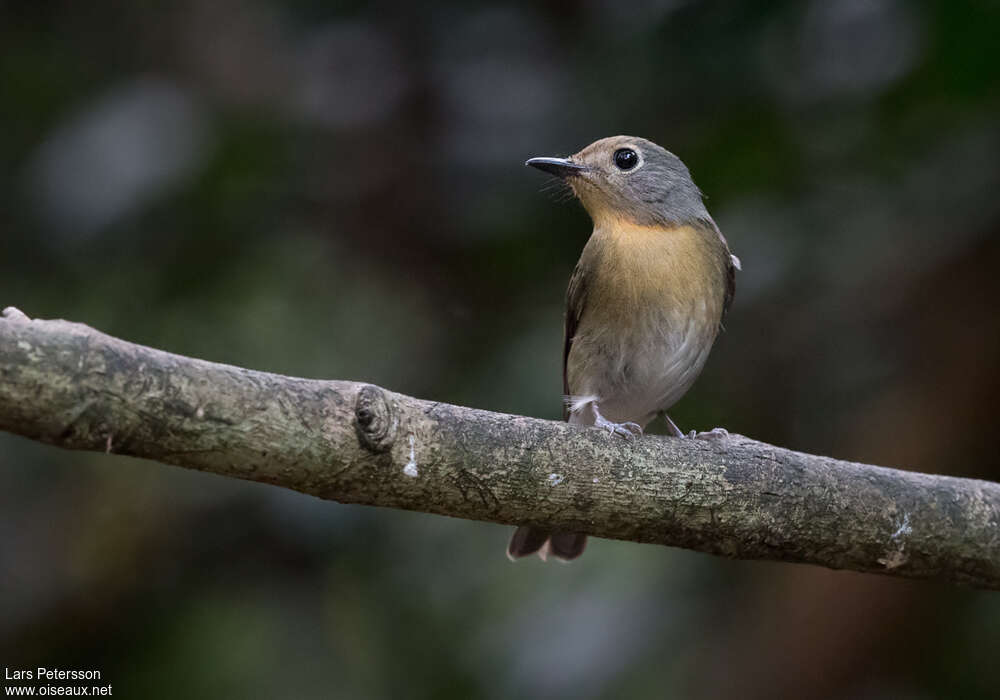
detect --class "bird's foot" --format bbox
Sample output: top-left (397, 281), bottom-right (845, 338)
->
top-left (2, 307), bottom-right (31, 322)
top-left (687, 427), bottom-right (729, 441)
top-left (594, 414), bottom-right (643, 440)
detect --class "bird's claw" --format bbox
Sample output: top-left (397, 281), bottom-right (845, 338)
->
top-left (690, 427), bottom-right (729, 441)
top-left (2, 307), bottom-right (31, 322)
top-left (595, 416), bottom-right (643, 440)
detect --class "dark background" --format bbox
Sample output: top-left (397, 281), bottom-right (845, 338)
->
top-left (3, 1), bottom-right (1000, 697)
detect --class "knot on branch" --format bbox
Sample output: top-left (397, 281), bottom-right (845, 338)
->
top-left (354, 384), bottom-right (397, 453)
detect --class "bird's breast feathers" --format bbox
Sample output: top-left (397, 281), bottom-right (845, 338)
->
top-left (565, 220), bottom-right (729, 421)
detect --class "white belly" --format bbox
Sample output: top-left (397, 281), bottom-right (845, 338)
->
top-left (567, 307), bottom-right (718, 427)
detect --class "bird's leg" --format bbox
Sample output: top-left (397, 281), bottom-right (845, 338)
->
top-left (662, 413), bottom-right (684, 437)
top-left (591, 403), bottom-right (643, 439)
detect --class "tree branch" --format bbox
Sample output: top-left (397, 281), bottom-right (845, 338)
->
top-left (2, 306), bottom-right (998, 589)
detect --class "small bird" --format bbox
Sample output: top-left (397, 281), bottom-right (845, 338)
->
top-left (509, 135), bottom-right (739, 561)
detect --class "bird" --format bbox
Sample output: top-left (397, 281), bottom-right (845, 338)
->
top-left (508, 135), bottom-right (739, 562)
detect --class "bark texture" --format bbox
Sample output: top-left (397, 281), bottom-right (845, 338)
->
top-left (2, 306), bottom-right (999, 589)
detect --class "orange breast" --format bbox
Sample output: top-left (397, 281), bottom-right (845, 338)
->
top-left (564, 220), bottom-right (729, 417)
top-left (583, 220), bottom-right (727, 329)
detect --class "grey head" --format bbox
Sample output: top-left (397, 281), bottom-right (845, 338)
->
top-left (526, 135), bottom-right (710, 228)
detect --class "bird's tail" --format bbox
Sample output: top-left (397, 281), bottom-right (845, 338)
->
top-left (507, 526), bottom-right (587, 561)
top-left (506, 402), bottom-right (590, 562)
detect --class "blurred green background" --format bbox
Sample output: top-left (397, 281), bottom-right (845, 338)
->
top-left (3, 0), bottom-right (1000, 697)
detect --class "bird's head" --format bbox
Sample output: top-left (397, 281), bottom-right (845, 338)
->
top-left (526, 135), bottom-right (708, 228)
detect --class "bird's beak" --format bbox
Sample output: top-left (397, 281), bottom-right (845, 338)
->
top-left (525, 157), bottom-right (588, 178)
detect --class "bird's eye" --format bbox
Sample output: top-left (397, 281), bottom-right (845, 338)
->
top-left (613, 148), bottom-right (638, 171)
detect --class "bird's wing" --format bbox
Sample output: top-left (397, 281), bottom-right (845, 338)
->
top-left (724, 251), bottom-right (739, 317)
top-left (699, 216), bottom-right (739, 320)
top-left (562, 260), bottom-right (588, 420)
